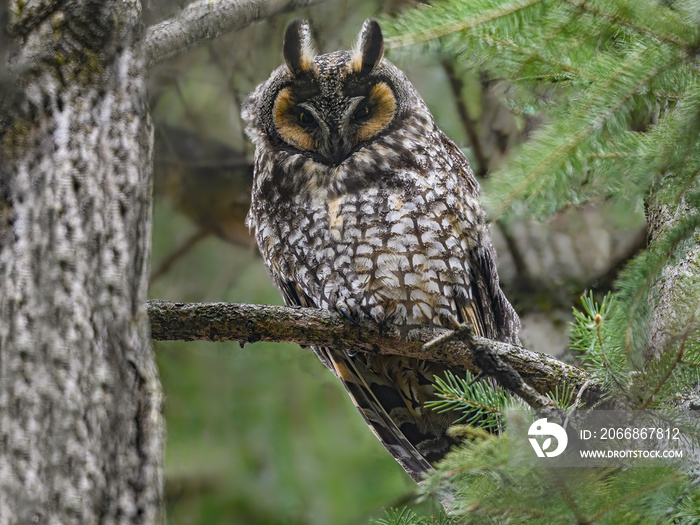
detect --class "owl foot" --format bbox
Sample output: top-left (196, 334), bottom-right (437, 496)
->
top-left (336, 300), bottom-right (358, 325)
top-left (422, 321), bottom-right (476, 352)
top-left (369, 305), bottom-right (387, 340)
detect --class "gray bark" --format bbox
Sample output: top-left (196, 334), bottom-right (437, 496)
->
top-left (646, 177), bottom-right (700, 363)
top-left (0, 1), bottom-right (163, 523)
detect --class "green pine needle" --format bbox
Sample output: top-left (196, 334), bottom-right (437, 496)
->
top-left (385, 0), bottom-right (700, 219)
top-left (427, 370), bottom-right (513, 432)
top-left (371, 508), bottom-right (457, 525)
top-left (570, 291), bottom-right (629, 391)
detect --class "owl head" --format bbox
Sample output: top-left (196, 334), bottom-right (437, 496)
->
top-left (243, 19), bottom-right (424, 168)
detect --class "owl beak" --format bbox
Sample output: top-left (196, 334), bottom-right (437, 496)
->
top-left (327, 134), bottom-right (352, 166)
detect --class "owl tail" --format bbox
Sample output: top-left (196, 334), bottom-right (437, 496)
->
top-left (317, 347), bottom-right (439, 482)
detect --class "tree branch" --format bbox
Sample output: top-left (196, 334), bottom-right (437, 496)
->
top-left (148, 299), bottom-right (603, 406)
top-left (425, 322), bottom-right (559, 411)
top-left (143, 0), bottom-right (326, 67)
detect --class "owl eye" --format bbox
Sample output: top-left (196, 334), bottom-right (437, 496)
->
top-left (297, 110), bottom-right (317, 128)
top-left (351, 104), bottom-right (371, 123)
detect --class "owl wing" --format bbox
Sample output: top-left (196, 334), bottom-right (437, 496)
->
top-left (277, 277), bottom-right (439, 481)
top-left (467, 244), bottom-right (521, 345)
top-left (454, 245), bottom-right (510, 341)
top-left (446, 138), bottom-right (521, 346)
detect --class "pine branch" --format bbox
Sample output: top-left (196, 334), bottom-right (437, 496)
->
top-left (476, 31), bottom-right (589, 82)
top-left (147, 300), bottom-right (603, 407)
top-left (384, 0), bottom-right (545, 49)
top-left (487, 42), bottom-right (682, 217)
top-left (373, 508), bottom-right (456, 525)
top-left (551, 472), bottom-right (587, 524)
top-left (587, 472), bottom-right (681, 524)
top-left (571, 292), bottom-right (629, 391)
top-left (142, 0), bottom-right (326, 67)
top-left (561, 0), bottom-right (696, 50)
top-left (427, 370), bottom-right (512, 430)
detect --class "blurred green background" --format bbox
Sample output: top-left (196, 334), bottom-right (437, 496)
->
top-left (145, 0), bottom-right (645, 522)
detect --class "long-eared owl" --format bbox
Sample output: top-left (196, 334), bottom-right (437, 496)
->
top-left (243, 19), bottom-right (520, 482)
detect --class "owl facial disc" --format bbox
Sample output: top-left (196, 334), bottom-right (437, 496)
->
top-left (272, 19), bottom-right (397, 166)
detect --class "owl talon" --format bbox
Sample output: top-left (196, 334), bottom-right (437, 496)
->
top-left (423, 322), bottom-right (475, 352)
top-left (336, 303), bottom-right (358, 325)
top-left (370, 306), bottom-right (386, 339)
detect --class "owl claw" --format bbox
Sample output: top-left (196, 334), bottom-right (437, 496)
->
top-left (369, 306), bottom-right (386, 340)
top-left (336, 302), bottom-right (358, 325)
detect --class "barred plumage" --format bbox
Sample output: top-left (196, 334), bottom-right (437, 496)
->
top-left (243, 19), bottom-right (520, 481)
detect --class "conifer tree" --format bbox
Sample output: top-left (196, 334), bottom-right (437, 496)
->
top-left (373, 0), bottom-right (700, 522)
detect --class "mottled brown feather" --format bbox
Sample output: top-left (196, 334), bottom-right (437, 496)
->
top-left (243, 19), bottom-right (520, 482)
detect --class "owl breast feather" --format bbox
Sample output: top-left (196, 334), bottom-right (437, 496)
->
top-left (250, 154), bottom-right (483, 331)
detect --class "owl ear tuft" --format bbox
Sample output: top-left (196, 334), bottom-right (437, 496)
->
top-left (352, 20), bottom-right (384, 75)
top-left (283, 19), bottom-right (318, 76)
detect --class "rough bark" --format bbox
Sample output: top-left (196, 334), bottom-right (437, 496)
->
top-left (645, 176), bottom-right (700, 362)
top-left (0, 1), bottom-right (163, 523)
top-left (148, 300), bottom-right (602, 407)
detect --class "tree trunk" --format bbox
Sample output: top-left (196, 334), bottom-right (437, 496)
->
top-left (0, 1), bottom-right (163, 523)
top-left (646, 177), bottom-right (699, 362)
